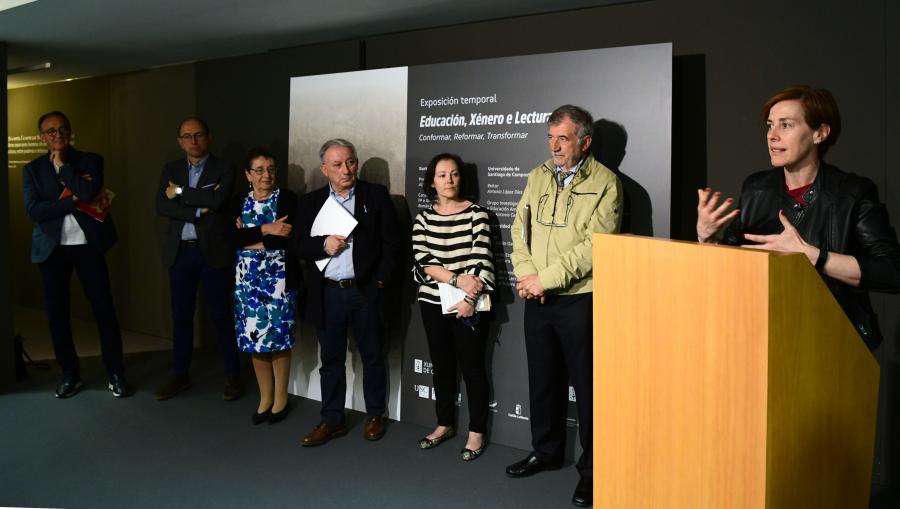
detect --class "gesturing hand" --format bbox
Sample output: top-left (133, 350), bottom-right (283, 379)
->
top-left (324, 235), bottom-right (348, 256)
top-left (262, 215), bottom-right (292, 237)
top-left (742, 210), bottom-right (817, 263)
top-left (697, 187), bottom-right (739, 243)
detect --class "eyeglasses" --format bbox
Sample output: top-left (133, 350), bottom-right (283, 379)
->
top-left (41, 126), bottom-right (70, 138)
top-left (248, 166), bottom-right (276, 176)
top-left (178, 132), bottom-right (207, 142)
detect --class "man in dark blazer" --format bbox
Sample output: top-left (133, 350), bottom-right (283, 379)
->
top-left (154, 117), bottom-right (243, 401)
top-left (23, 110), bottom-right (133, 398)
top-left (294, 138), bottom-right (400, 446)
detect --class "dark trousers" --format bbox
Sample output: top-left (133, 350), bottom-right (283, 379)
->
top-left (524, 292), bottom-right (593, 479)
top-left (420, 302), bottom-right (489, 433)
top-left (317, 285), bottom-right (386, 424)
top-left (38, 245), bottom-right (124, 378)
top-left (169, 246), bottom-right (239, 377)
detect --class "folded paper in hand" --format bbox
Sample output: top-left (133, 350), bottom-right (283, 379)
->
top-left (59, 187), bottom-right (115, 222)
top-left (310, 195), bottom-right (358, 271)
top-left (437, 283), bottom-right (491, 314)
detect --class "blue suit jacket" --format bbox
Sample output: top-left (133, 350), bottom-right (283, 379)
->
top-left (23, 147), bottom-right (117, 263)
top-left (155, 154), bottom-right (236, 269)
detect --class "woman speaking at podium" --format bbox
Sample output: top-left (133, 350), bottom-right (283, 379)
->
top-left (696, 85), bottom-right (900, 350)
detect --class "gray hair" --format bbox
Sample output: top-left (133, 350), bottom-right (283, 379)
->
top-left (318, 138), bottom-right (357, 163)
top-left (547, 104), bottom-right (594, 140)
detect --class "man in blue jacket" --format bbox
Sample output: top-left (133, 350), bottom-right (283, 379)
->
top-left (23, 111), bottom-right (133, 399)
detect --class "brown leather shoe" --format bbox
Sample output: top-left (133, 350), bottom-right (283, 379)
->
top-left (302, 422), bottom-right (348, 447)
top-left (223, 376), bottom-right (244, 401)
top-left (155, 374), bottom-right (191, 401)
top-left (364, 415), bottom-right (386, 441)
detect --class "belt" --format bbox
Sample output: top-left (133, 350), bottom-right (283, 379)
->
top-left (324, 278), bottom-right (355, 288)
top-left (179, 239), bottom-right (199, 247)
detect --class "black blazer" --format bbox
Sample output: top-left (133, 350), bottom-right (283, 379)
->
top-left (293, 180), bottom-right (401, 327)
top-left (23, 147), bottom-right (117, 263)
top-left (156, 154), bottom-right (235, 269)
top-left (226, 188), bottom-right (300, 290)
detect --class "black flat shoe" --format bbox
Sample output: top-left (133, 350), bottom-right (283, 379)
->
top-left (55, 377), bottom-right (83, 399)
top-left (418, 427), bottom-right (456, 449)
top-left (252, 409), bottom-right (271, 425)
top-left (572, 477), bottom-right (592, 507)
top-left (505, 453), bottom-right (563, 478)
top-left (108, 373), bottom-right (135, 398)
top-left (460, 441), bottom-right (486, 461)
top-left (268, 405), bottom-right (290, 425)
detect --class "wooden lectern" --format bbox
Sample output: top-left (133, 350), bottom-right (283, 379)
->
top-left (592, 234), bottom-right (879, 508)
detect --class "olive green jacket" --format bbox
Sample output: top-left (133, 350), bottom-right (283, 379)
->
top-left (511, 154), bottom-right (623, 295)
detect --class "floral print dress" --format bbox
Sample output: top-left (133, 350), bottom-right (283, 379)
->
top-left (234, 188), bottom-right (296, 352)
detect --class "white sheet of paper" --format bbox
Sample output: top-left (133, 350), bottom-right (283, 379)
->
top-left (437, 283), bottom-right (489, 314)
top-left (310, 195), bottom-right (358, 272)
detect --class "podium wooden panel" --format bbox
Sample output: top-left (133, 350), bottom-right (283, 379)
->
top-left (592, 234), bottom-right (879, 508)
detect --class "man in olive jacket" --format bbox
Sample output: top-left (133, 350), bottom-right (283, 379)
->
top-left (508, 105), bottom-right (623, 508)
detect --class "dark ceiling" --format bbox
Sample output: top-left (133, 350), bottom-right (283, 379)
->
top-left (2, 0), bottom-right (630, 89)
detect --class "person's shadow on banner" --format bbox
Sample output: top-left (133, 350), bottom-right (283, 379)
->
top-left (591, 119), bottom-right (653, 236)
top-left (462, 161), bottom-right (510, 437)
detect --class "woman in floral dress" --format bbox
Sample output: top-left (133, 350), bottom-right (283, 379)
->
top-left (227, 147), bottom-right (299, 424)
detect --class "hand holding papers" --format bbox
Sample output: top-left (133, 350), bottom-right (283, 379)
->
top-left (311, 196), bottom-right (358, 271)
top-left (437, 283), bottom-right (491, 314)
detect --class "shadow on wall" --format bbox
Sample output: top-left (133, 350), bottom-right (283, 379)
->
top-left (590, 119), bottom-right (653, 237)
top-left (362, 156), bottom-right (416, 405)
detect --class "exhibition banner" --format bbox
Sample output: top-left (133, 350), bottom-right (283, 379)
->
top-left (289, 43), bottom-right (671, 450)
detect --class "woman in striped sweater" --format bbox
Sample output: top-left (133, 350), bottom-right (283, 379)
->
top-left (412, 153), bottom-right (495, 461)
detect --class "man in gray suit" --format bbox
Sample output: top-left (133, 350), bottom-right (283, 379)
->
top-left (155, 117), bottom-right (243, 401)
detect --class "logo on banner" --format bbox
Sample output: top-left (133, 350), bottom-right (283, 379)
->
top-left (431, 387), bottom-right (437, 400)
top-left (488, 399), bottom-right (499, 413)
top-left (568, 385), bottom-right (576, 403)
top-left (413, 358), bottom-right (433, 374)
top-left (414, 384), bottom-right (430, 399)
top-left (456, 393), bottom-right (462, 406)
top-left (507, 402), bottom-right (530, 421)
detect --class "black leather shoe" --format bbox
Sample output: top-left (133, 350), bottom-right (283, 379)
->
top-left (252, 409), bottom-right (271, 425)
top-left (268, 405), bottom-right (290, 425)
top-left (505, 453), bottom-right (563, 478)
top-left (55, 376), bottom-right (83, 399)
top-left (572, 477), bottom-right (592, 507)
top-left (108, 373), bottom-right (135, 398)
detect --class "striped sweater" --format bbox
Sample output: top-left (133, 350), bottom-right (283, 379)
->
top-left (412, 203), bottom-right (495, 305)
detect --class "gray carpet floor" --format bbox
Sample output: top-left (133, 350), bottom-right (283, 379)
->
top-left (1, 349), bottom-right (581, 509)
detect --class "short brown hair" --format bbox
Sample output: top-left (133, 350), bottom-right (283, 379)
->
top-left (761, 86), bottom-right (841, 156)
